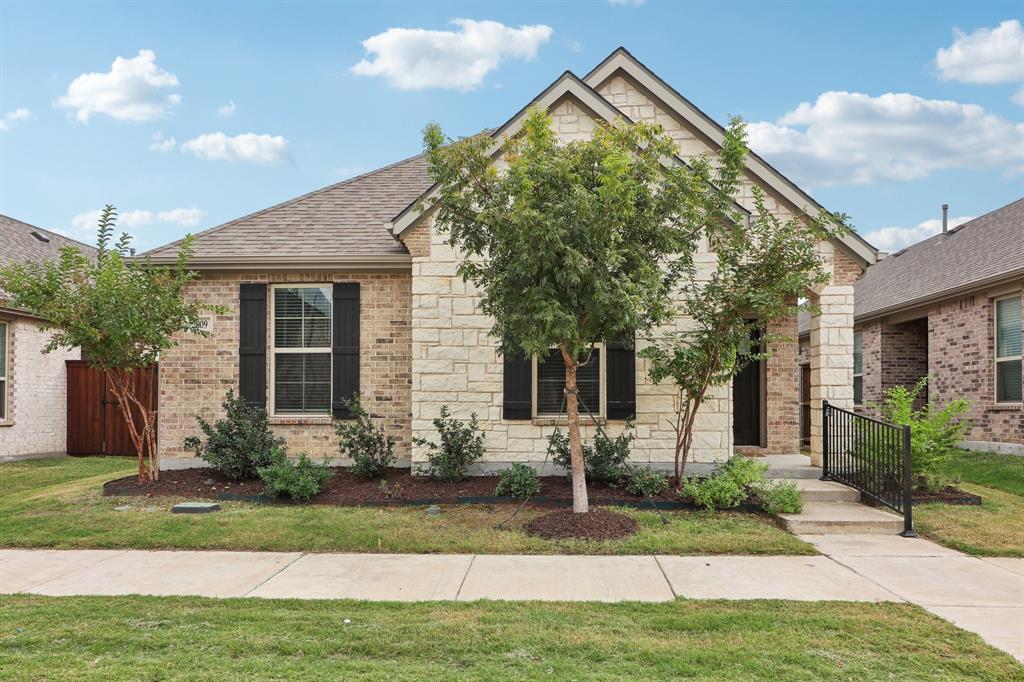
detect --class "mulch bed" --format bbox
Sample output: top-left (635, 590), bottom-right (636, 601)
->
top-left (103, 467), bottom-right (683, 508)
top-left (912, 486), bottom-right (983, 506)
top-left (524, 508), bottom-right (639, 540)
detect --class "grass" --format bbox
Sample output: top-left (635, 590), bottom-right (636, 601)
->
top-left (915, 449), bottom-right (1024, 557)
top-left (2, 596), bottom-right (1020, 681)
top-left (0, 457), bottom-right (813, 555)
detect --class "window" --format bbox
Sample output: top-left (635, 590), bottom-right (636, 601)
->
top-left (534, 347), bottom-right (603, 417)
top-left (853, 332), bottom-right (864, 405)
top-left (995, 295), bottom-right (1022, 403)
top-left (0, 321), bottom-right (7, 420)
top-left (271, 286), bottom-right (331, 414)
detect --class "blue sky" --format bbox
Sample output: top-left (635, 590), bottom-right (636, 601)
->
top-left (1, 1), bottom-right (1021, 253)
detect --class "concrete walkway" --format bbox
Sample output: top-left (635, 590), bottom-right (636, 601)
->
top-left (2, 540), bottom-right (1021, 662)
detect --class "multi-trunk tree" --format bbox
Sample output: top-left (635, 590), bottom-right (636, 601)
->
top-left (0, 206), bottom-right (219, 482)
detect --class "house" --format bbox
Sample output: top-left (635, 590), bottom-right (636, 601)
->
top-left (0, 215), bottom-right (96, 459)
top-left (141, 48), bottom-right (878, 472)
top-left (799, 199), bottom-right (1023, 454)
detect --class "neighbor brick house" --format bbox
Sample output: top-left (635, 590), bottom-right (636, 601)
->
top-left (800, 199), bottom-right (1023, 454)
top-left (0, 215), bottom-right (96, 458)
top-left (142, 48), bottom-right (877, 472)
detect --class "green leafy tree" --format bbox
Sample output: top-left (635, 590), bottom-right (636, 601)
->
top-left (0, 205), bottom-right (220, 482)
top-left (640, 121), bottom-right (848, 485)
top-left (423, 106), bottom-right (702, 513)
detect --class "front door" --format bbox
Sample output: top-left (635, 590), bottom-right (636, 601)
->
top-left (732, 328), bottom-right (762, 446)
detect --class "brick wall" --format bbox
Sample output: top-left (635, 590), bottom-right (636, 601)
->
top-left (856, 318), bottom-right (929, 412)
top-left (765, 313), bottom-right (799, 454)
top-left (0, 315), bottom-right (80, 456)
top-left (158, 271), bottom-right (412, 464)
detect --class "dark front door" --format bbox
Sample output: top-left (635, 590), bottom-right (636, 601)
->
top-left (732, 328), bottom-right (762, 446)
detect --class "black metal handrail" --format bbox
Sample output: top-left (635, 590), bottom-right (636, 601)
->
top-left (822, 400), bottom-right (915, 537)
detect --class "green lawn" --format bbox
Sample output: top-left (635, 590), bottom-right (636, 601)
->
top-left (0, 457), bottom-right (812, 555)
top-left (2, 595), bottom-right (1020, 681)
top-left (915, 450), bottom-right (1024, 557)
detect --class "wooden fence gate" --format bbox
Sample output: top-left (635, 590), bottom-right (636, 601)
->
top-left (66, 361), bottom-right (158, 456)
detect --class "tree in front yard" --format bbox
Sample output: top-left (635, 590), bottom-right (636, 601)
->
top-left (0, 205), bottom-right (219, 482)
top-left (423, 106), bottom-right (700, 513)
top-left (640, 119), bottom-right (848, 485)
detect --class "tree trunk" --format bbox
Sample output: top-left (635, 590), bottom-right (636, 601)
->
top-left (562, 347), bottom-right (589, 514)
top-left (105, 368), bottom-right (158, 483)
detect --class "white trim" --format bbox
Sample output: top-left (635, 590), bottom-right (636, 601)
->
top-left (140, 254), bottom-right (411, 271)
top-left (268, 284), bottom-right (333, 418)
top-left (531, 344), bottom-right (606, 419)
top-left (0, 320), bottom-right (8, 422)
top-left (852, 331), bottom-right (864, 405)
top-left (994, 293), bottom-right (1023, 405)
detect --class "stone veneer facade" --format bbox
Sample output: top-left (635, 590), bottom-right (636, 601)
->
top-left (158, 272), bottom-right (412, 464)
top-left (0, 314), bottom-right (81, 457)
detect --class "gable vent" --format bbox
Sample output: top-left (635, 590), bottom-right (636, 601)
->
top-left (30, 230), bottom-right (50, 243)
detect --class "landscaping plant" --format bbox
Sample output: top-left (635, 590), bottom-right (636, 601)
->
top-left (257, 451), bottom-right (333, 502)
top-left (413, 405), bottom-right (486, 482)
top-left (495, 463), bottom-right (541, 499)
top-left (335, 393), bottom-right (395, 479)
top-left (547, 423), bottom-right (635, 486)
top-left (625, 466), bottom-right (670, 498)
top-left (681, 457), bottom-right (801, 513)
top-left (184, 389), bottom-right (284, 480)
top-left (755, 480), bottom-right (804, 515)
top-left (0, 205), bottom-right (221, 482)
top-left (424, 107), bottom-right (702, 513)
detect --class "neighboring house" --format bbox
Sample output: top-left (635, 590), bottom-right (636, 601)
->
top-left (0, 215), bottom-right (97, 458)
top-left (141, 48), bottom-right (877, 472)
top-left (800, 199), bottom-right (1024, 455)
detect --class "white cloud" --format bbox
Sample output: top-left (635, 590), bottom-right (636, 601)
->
top-left (71, 207), bottom-right (205, 233)
top-left (155, 207), bottom-right (205, 227)
top-left (863, 215), bottom-right (974, 252)
top-left (180, 132), bottom-right (289, 163)
top-left (217, 100), bottom-right (236, 117)
top-left (71, 209), bottom-right (105, 232)
top-left (935, 19), bottom-right (1024, 84)
top-left (352, 19), bottom-right (552, 91)
top-left (0, 107), bottom-right (33, 131)
top-left (149, 131), bottom-right (176, 152)
top-left (56, 49), bottom-right (181, 123)
top-left (747, 91), bottom-right (1024, 186)
top-left (609, 0), bottom-right (646, 5)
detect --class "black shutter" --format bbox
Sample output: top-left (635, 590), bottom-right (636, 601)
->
top-left (606, 339), bottom-right (636, 420)
top-left (332, 283), bottom-right (360, 419)
top-left (239, 283), bottom-right (267, 409)
top-left (502, 352), bottom-right (532, 420)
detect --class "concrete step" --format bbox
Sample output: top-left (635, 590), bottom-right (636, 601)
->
top-left (765, 466), bottom-right (822, 480)
top-left (778, 502), bottom-right (904, 535)
top-left (793, 479), bottom-right (860, 503)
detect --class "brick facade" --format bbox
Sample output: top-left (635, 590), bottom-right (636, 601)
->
top-left (855, 318), bottom-right (928, 410)
top-left (158, 271), bottom-right (412, 465)
top-left (0, 314), bottom-right (81, 457)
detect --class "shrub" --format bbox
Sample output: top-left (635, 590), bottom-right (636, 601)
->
top-left (335, 394), bottom-right (395, 479)
top-left (755, 480), bottom-right (804, 514)
top-left (257, 451), bottom-right (333, 502)
top-left (625, 466), bottom-right (670, 497)
top-left (495, 463), bottom-right (541, 499)
top-left (876, 377), bottom-right (971, 491)
top-left (413, 405), bottom-right (486, 482)
top-left (183, 389), bottom-right (284, 480)
top-left (681, 474), bottom-right (746, 511)
top-left (548, 422), bottom-right (635, 485)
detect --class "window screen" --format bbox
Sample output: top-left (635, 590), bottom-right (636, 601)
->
top-left (536, 348), bottom-right (600, 416)
top-left (273, 287), bottom-right (331, 414)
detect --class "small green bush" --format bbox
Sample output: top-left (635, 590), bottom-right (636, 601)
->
top-left (495, 463), bottom-right (541, 499)
top-left (183, 389), bottom-right (284, 480)
top-left (335, 394), bottom-right (395, 479)
top-left (257, 451), bottom-right (333, 502)
top-left (681, 474), bottom-right (746, 511)
top-left (413, 405), bottom-right (486, 482)
top-left (548, 422), bottom-right (635, 485)
top-left (625, 466), bottom-right (669, 497)
top-left (755, 480), bottom-right (804, 514)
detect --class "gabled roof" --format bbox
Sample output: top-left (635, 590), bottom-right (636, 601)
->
top-left (855, 198), bottom-right (1024, 321)
top-left (583, 48), bottom-right (878, 266)
top-left (0, 214), bottom-right (96, 270)
top-left (138, 154), bottom-right (433, 268)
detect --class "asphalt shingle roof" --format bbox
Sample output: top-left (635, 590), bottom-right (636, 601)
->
top-left (138, 153), bottom-right (433, 261)
top-left (0, 214), bottom-right (96, 270)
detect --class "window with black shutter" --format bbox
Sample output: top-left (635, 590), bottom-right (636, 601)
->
top-left (270, 285), bottom-right (332, 415)
top-left (535, 347), bottom-right (601, 417)
top-left (239, 283), bottom-right (267, 408)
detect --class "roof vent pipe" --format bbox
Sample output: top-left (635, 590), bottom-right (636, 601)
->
top-left (942, 204), bottom-right (949, 233)
top-left (129, 248), bottom-right (136, 256)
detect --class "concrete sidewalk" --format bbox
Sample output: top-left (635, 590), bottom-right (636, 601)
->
top-left (2, 538), bottom-right (1022, 662)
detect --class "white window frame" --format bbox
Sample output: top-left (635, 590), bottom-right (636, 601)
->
top-left (0, 320), bottom-right (8, 422)
top-left (532, 344), bottom-right (606, 418)
top-left (994, 294), bottom-right (1023, 405)
top-left (853, 331), bottom-right (864, 405)
top-left (268, 284), bottom-right (333, 417)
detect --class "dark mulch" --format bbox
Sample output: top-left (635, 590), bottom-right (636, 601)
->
top-left (524, 508), bottom-right (639, 540)
top-left (913, 486), bottom-right (983, 506)
top-left (104, 467), bottom-right (679, 507)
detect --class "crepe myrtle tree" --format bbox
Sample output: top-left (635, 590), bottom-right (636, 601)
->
top-left (423, 105), bottom-right (704, 513)
top-left (639, 120), bottom-right (849, 486)
top-left (0, 205), bottom-right (221, 482)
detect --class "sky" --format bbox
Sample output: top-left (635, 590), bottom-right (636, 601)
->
top-left (1, 1), bottom-right (1021, 254)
